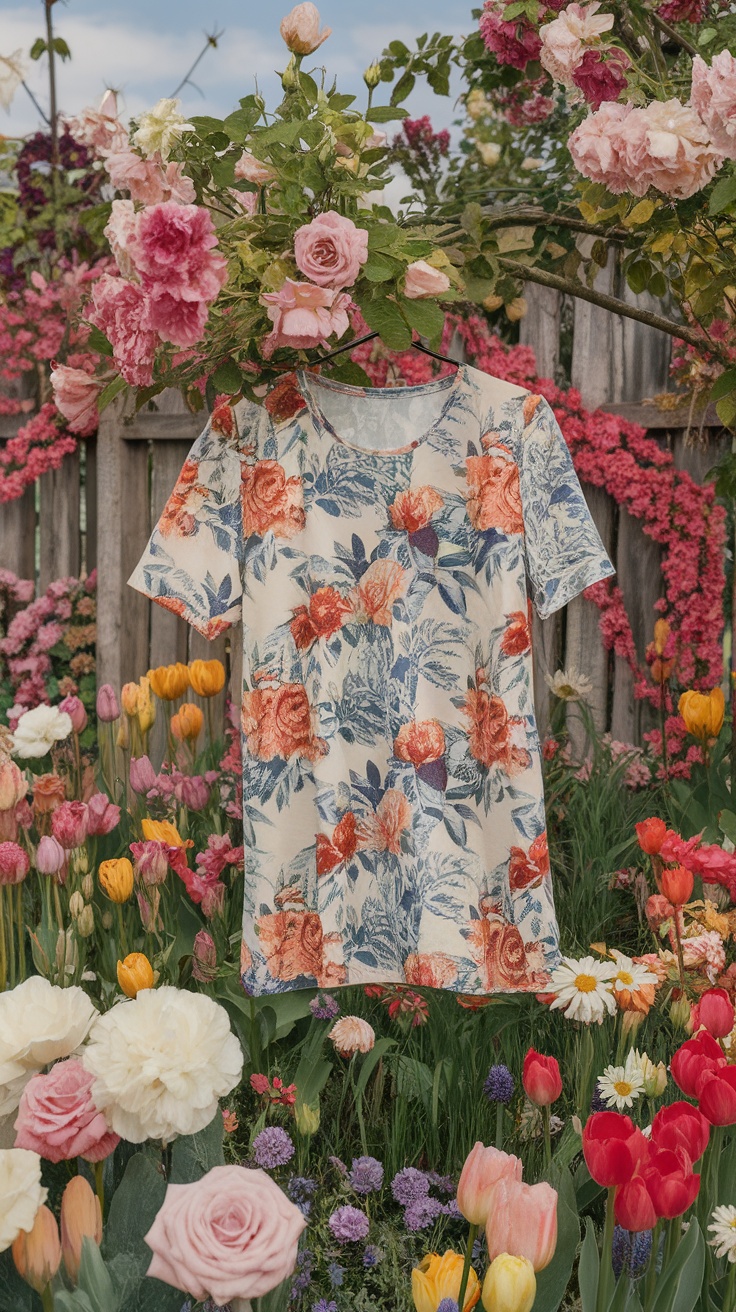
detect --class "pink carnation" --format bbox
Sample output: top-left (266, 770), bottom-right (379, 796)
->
top-left (294, 212), bottom-right (368, 289)
top-left (0, 841), bottom-right (30, 885)
top-left (479, 1), bottom-right (542, 69)
top-left (261, 278), bottom-right (351, 355)
top-left (690, 51), bottom-right (736, 160)
top-left (146, 294), bottom-right (209, 348)
top-left (88, 274), bottom-right (158, 386)
top-left (572, 48), bottom-right (631, 109)
top-left (14, 1058), bottom-right (120, 1163)
top-left (49, 363), bottom-right (101, 437)
top-left (130, 202), bottom-right (227, 303)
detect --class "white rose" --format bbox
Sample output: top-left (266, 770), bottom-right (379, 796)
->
top-left (477, 141), bottom-right (501, 167)
top-left (132, 97), bottom-right (189, 161)
top-left (0, 51), bottom-right (27, 112)
top-left (0, 1150), bottom-right (47, 1253)
top-left (11, 704), bottom-right (73, 759)
top-left (82, 986), bottom-right (243, 1144)
top-left (0, 977), bottom-right (97, 1077)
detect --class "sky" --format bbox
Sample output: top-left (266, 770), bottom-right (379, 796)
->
top-left (1, 0), bottom-right (474, 139)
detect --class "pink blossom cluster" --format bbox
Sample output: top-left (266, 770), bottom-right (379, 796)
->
top-left (0, 571), bottom-right (96, 714)
top-left (0, 260), bottom-right (105, 392)
top-left (0, 404), bottom-right (78, 504)
top-left (494, 81), bottom-right (556, 127)
top-left (478, 0), bottom-right (544, 69)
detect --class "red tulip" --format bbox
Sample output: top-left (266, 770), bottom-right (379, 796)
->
top-left (615, 1173), bottom-right (658, 1233)
top-left (651, 1101), bottom-right (709, 1164)
top-left (660, 865), bottom-right (694, 907)
top-left (692, 988), bottom-right (735, 1039)
top-left (522, 1049), bottom-right (562, 1107)
top-left (644, 1148), bottom-right (700, 1220)
top-left (582, 1112), bottom-right (649, 1188)
top-left (698, 1066), bottom-right (736, 1126)
top-left (636, 817), bottom-right (667, 855)
top-left (671, 1032), bottom-right (726, 1098)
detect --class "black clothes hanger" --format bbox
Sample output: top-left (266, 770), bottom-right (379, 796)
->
top-left (316, 330), bottom-right (461, 368)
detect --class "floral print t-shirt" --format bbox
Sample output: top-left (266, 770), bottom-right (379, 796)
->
top-left (129, 363), bottom-right (615, 997)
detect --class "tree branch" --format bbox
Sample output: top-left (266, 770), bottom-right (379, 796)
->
top-left (649, 11), bottom-right (699, 57)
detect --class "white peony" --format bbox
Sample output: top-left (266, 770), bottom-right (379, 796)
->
top-left (132, 97), bottom-right (189, 160)
top-left (0, 51), bottom-right (28, 112)
top-left (81, 986), bottom-right (243, 1144)
top-left (0, 1150), bottom-right (47, 1253)
top-left (11, 704), bottom-right (73, 758)
top-left (0, 977), bottom-right (97, 1078)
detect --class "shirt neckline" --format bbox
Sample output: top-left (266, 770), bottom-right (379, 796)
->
top-left (296, 363), bottom-right (467, 457)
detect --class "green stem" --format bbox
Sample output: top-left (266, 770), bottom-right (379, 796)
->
top-left (94, 1159), bottom-right (105, 1217)
top-left (0, 883), bottom-right (7, 991)
top-left (723, 1261), bottom-right (736, 1312)
top-left (116, 903), bottom-right (128, 957)
top-left (596, 1189), bottom-right (617, 1312)
top-left (5, 885), bottom-right (15, 989)
top-left (643, 1220), bottom-right (662, 1312)
top-left (542, 1105), bottom-right (552, 1170)
top-left (16, 883), bottom-right (25, 981)
top-left (495, 1100), bottom-right (504, 1151)
top-left (53, 881), bottom-right (64, 936)
top-left (41, 1286), bottom-right (53, 1312)
top-left (457, 1222), bottom-right (479, 1312)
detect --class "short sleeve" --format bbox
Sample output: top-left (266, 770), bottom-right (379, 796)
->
top-left (127, 420), bottom-right (243, 639)
top-left (519, 395), bottom-right (615, 620)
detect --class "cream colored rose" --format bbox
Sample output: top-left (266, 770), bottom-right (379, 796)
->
top-left (477, 141), bottom-right (501, 167)
top-left (0, 977), bottom-right (97, 1077)
top-left (81, 986), bottom-right (243, 1144)
top-left (0, 51), bottom-right (28, 112)
top-left (0, 1149), bottom-right (47, 1253)
top-left (132, 98), bottom-right (189, 161)
top-left (11, 704), bottom-right (72, 758)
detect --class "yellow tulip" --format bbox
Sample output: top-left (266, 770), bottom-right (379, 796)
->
top-left (12, 1205), bottom-right (61, 1294)
top-left (412, 1251), bottom-right (481, 1312)
top-left (60, 1177), bottom-right (102, 1285)
top-left (116, 715), bottom-right (130, 750)
top-left (148, 662), bottom-right (190, 701)
top-left (120, 681), bottom-right (140, 717)
top-left (141, 817), bottom-right (186, 846)
top-left (136, 676), bottom-right (156, 734)
top-left (678, 687), bottom-right (725, 741)
top-left (481, 1255), bottom-right (536, 1312)
top-left (98, 857), bottom-right (134, 903)
top-left (653, 618), bottom-right (670, 655)
top-left (171, 702), bottom-right (204, 742)
top-left (188, 658), bottom-right (226, 698)
top-left (117, 951), bottom-right (154, 998)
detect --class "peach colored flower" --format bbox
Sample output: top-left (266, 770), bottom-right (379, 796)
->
top-left (316, 812), bottom-right (358, 875)
top-left (241, 460), bottom-right (305, 539)
top-left (539, 1), bottom-right (614, 86)
top-left (404, 953), bottom-right (458, 988)
top-left (294, 211), bottom-right (368, 289)
top-left (568, 100), bottom-right (646, 194)
top-left (242, 683), bottom-right (327, 763)
top-left (690, 50), bottom-right (736, 160)
top-left (256, 910), bottom-right (346, 986)
top-left (356, 789), bottom-right (412, 855)
top-left (621, 97), bottom-right (724, 199)
top-left (103, 199), bottom-right (139, 278)
top-left (463, 689), bottom-right (511, 769)
top-left (329, 1016), bottom-right (375, 1057)
top-left (280, 2), bottom-right (331, 54)
top-left (457, 1142), bottom-right (523, 1227)
top-left (352, 559), bottom-right (407, 626)
top-left (389, 486), bottom-right (444, 533)
top-left (508, 833), bottom-right (550, 891)
top-left (49, 365), bottom-right (101, 437)
top-left (681, 930), bottom-right (726, 981)
top-left (158, 459), bottom-right (209, 537)
top-left (32, 773), bottom-right (67, 815)
top-left (500, 611), bottom-right (531, 656)
top-left (234, 150), bottom-right (275, 185)
top-left (393, 720), bottom-right (446, 767)
top-left (465, 455), bottom-right (523, 533)
top-left (403, 260), bottom-right (451, 299)
top-left (290, 587), bottom-right (352, 649)
top-left (261, 279), bottom-right (351, 355)
top-left (467, 915), bottom-right (544, 990)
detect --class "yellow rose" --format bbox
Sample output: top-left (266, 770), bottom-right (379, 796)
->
top-left (117, 952), bottom-right (154, 998)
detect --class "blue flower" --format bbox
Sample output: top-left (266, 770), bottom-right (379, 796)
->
top-left (327, 1262), bottom-right (345, 1287)
top-left (483, 1064), bottom-right (514, 1105)
top-left (438, 1302), bottom-right (460, 1312)
top-left (349, 1155), bottom-right (384, 1194)
top-left (253, 1126), bottom-right (295, 1169)
top-left (612, 1226), bottom-right (653, 1280)
top-left (363, 1244), bottom-right (384, 1268)
top-left (312, 1302), bottom-right (338, 1312)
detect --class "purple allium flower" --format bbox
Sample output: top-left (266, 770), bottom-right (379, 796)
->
top-left (438, 1302), bottom-right (460, 1312)
top-left (312, 1302), bottom-right (338, 1312)
top-left (328, 1205), bottom-right (370, 1243)
top-left (391, 1166), bottom-right (430, 1205)
top-left (350, 1155), bottom-right (384, 1194)
top-left (310, 991), bottom-right (340, 1020)
top-left (289, 1176), bottom-right (318, 1202)
top-left (442, 1199), bottom-right (462, 1219)
top-left (329, 1154), bottom-right (348, 1176)
top-left (253, 1126), bottom-right (295, 1168)
top-left (363, 1244), bottom-right (384, 1268)
top-left (484, 1064), bottom-right (514, 1104)
top-left (403, 1196), bottom-right (444, 1231)
top-left (427, 1170), bottom-right (456, 1194)
top-left (327, 1262), bottom-right (345, 1287)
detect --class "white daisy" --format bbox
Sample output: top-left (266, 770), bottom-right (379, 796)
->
top-left (610, 950), bottom-right (658, 997)
top-left (597, 1051), bottom-right (645, 1110)
top-left (708, 1205), bottom-right (736, 1263)
top-left (544, 666), bottom-right (593, 702)
top-left (548, 955), bottom-right (617, 1024)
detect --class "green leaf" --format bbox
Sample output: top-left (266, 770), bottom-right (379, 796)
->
top-left (400, 295), bottom-right (446, 344)
top-left (532, 1166), bottom-right (580, 1312)
top-left (360, 294), bottom-right (412, 350)
top-left (211, 360), bottom-right (244, 395)
top-left (51, 36), bottom-right (72, 59)
top-left (205, 131), bottom-right (231, 152)
top-left (626, 261), bottom-right (651, 296)
top-left (223, 106), bottom-right (262, 141)
top-left (650, 1219), bottom-right (704, 1312)
top-left (86, 326), bottom-right (114, 358)
top-left (366, 106), bottom-right (409, 123)
top-left (189, 115), bottom-right (227, 135)
top-left (326, 361), bottom-right (374, 388)
top-left (30, 38), bottom-right (47, 60)
top-left (716, 395), bottom-right (736, 428)
top-left (169, 1112), bottom-right (225, 1183)
top-left (390, 71), bottom-right (416, 105)
top-left (708, 172), bottom-right (736, 215)
top-left (76, 1237), bottom-right (118, 1312)
top-left (103, 1153), bottom-right (167, 1264)
top-left (362, 253), bottom-right (401, 283)
top-left (578, 1217), bottom-right (600, 1312)
top-left (710, 368), bottom-right (736, 402)
top-left (392, 1054), bottom-right (435, 1107)
top-left (96, 374), bottom-right (128, 413)
top-left (355, 1037), bottom-right (397, 1099)
top-left (0, 1249), bottom-right (41, 1311)
top-left (257, 990), bottom-right (314, 1041)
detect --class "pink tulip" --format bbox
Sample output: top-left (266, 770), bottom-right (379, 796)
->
top-left (130, 840), bottom-right (169, 886)
top-left (96, 684), bottom-right (120, 722)
top-left (692, 988), bottom-right (735, 1040)
top-left (201, 881), bottom-right (226, 919)
top-left (178, 775), bottom-right (210, 811)
top-left (0, 758), bottom-right (27, 811)
top-left (35, 835), bottom-right (67, 876)
top-left (129, 755), bottom-right (157, 795)
top-left (456, 1142), bottom-right (523, 1226)
top-left (59, 695), bottom-right (88, 735)
top-left (192, 930), bottom-right (217, 982)
top-left (0, 841), bottom-right (30, 885)
top-left (85, 792), bottom-right (121, 836)
top-left (485, 1177), bottom-right (558, 1272)
top-left (51, 801), bottom-right (89, 851)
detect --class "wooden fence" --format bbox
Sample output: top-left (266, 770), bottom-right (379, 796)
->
top-left (0, 251), bottom-right (728, 750)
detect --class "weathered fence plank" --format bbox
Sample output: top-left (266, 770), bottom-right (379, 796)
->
top-left (39, 450), bottom-right (81, 590)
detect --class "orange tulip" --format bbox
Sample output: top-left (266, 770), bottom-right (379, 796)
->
top-left (148, 662), bottom-right (190, 701)
top-left (141, 817), bottom-right (188, 847)
top-left (661, 864), bottom-right (694, 907)
top-left (98, 857), bottom-right (134, 903)
top-left (188, 659), bottom-right (226, 697)
top-left (678, 687), bottom-right (725, 742)
top-left (171, 702), bottom-right (204, 743)
top-left (12, 1205), bottom-right (61, 1293)
top-left (117, 951), bottom-right (154, 997)
top-left (60, 1177), bottom-right (102, 1285)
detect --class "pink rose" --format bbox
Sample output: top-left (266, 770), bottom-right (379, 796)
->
top-left (280, 3), bottom-right (331, 55)
top-left (539, 1), bottom-right (614, 86)
top-left (146, 293), bottom-right (210, 348)
top-left (568, 100), bottom-right (640, 193)
top-left (690, 51), bottom-right (736, 160)
top-left (572, 48), bottom-right (630, 110)
top-left (294, 212), bottom-right (368, 289)
top-left (106, 149), bottom-right (170, 206)
top-left (261, 278), bottom-right (351, 355)
top-left (144, 1163), bottom-right (307, 1303)
top-left (66, 90), bottom-right (128, 156)
top-left (234, 151), bottom-right (275, 185)
top-left (621, 97), bottom-right (724, 199)
top-left (130, 201), bottom-right (227, 303)
top-left (49, 364), bottom-right (101, 437)
top-left (88, 275), bottom-right (158, 387)
top-left (403, 260), bottom-right (451, 299)
top-left (14, 1059), bottom-right (120, 1163)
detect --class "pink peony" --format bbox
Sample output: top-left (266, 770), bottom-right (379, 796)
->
top-left (233, 151), bottom-right (275, 185)
top-left (146, 294), bottom-right (209, 348)
top-left (621, 97), bottom-right (724, 199)
top-left (130, 202), bottom-right (227, 304)
top-left (294, 212), bottom-right (368, 289)
top-left (478, 1), bottom-right (542, 69)
top-left (539, 1), bottom-right (614, 86)
top-left (88, 274), bottom-right (158, 387)
top-left (105, 150), bottom-right (196, 208)
top-left (0, 841), bottom-right (30, 885)
top-left (403, 260), bottom-right (451, 299)
top-left (51, 800), bottom-right (89, 851)
top-left (690, 51), bottom-right (736, 160)
top-left (49, 364), bottom-right (101, 437)
top-left (261, 278), bottom-right (351, 355)
top-left (85, 792), bottom-right (121, 836)
top-left (14, 1059), bottom-right (120, 1163)
top-left (144, 1163), bottom-right (307, 1302)
top-left (572, 48), bottom-right (631, 109)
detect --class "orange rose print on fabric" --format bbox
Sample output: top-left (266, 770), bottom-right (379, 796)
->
top-left (256, 909), bottom-right (346, 986)
top-left (242, 682), bottom-right (327, 762)
top-left (500, 611), bottom-right (531, 656)
top-left (522, 393), bottom-right (544, 425)
top-left (389, 486), bottom-right (444, 533)
top-left (149, 593), bottom-right (231, 639)
top-left (290, 586), bottom-right (353, 650)
top-left (159, 459), bottom-right (210, 537)
top-left (210, 396), bottom-right (235, 436)
top-left (467, 914), bottom-right (546, 990)
top-left (404, 953), bottom-right (458, 988)
top-left (241, 459), bottom-right (306, 539)
top-left (393, 719), bottom-right (448, 791)
top-left (316, 812), bottom-right (358, 876)
top-left (264, 373), bottom-right (307, 424)
top-left (465, 454), bottom-right (523, 534)
top-left (462, 685), bottom-right (531, 776)
top-left (509, 832), bottom-right (551, 892)
top-left (351, 559), bottom-right (407, 626)
top-left (356, 789), bottom-right (412, 855)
